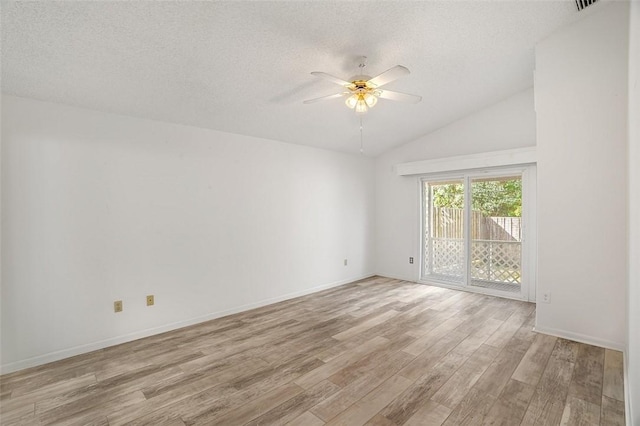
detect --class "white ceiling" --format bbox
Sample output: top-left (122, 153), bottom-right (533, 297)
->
top-left (2, 1), bottom-right (582, 156)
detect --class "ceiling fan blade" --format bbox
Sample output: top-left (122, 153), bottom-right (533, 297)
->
top-left (378, 89), bottom-right (422, 103)
top-left (367, 65), bottom-right (410, 88)
top-left (311, 72), bottom-right (354, 87)
top-left (303, 92), bottom-right (347, 104)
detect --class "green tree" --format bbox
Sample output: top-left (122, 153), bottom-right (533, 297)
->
top-left (432, 183), bottom-right (464, 209)
top-left (431, 179), bottom-right (521, 217)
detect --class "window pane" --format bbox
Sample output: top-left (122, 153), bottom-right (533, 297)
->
top-left (422, 180), bottom-right (465, 285)
top-left (470, 175), bottom-right (522, 293)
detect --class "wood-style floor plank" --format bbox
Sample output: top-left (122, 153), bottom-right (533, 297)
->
top-left (560, 396), bottom-right (600, 425)
top-left (380, 350), bottom-right (468, 425)
top-left (520, 341), bottom-right (575, 426)
top-left (311, 346), bottom-right (414, 421)
top-left (568, 343), bottom-right (605, 406)
top-left (287, 410), bottom-right (325, 426)
top-left (601, 395), bottom-right (626, 426)
top-left (481, 378), bottom-right (535, 425)
top-left (404, 400), bottom-right (452, 426)
top-left (602, 349), bottom-right (625, 402)
top-left (431, 344), bottom-right (499, 409)
top-left (293, 336), bottom-right (389, 389)
top-left (0, 277), bottom-right (626, 426)
top-left (511, 333), bottom-right (558, 386)
top-left (324, 375), bottom-right (412, 426)
top-left (441, 345), bottom-right (528, 426)
top-left (245, 380), bottom-right (340, 426)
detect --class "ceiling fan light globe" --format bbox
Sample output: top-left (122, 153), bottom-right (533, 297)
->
top-left (364, 93), bottom-right (378, 108)
top-left (355, 99), bottom-right (368, 114)
top-left (345, 95), bottom-right (358, 109)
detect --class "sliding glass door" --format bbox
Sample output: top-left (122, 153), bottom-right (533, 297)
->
top-left (469, 175), bottom-right (522, 293)
top-left (421, 168), bottom-right (531, 300)
top-left (423, 179), bottom-right (465, 285)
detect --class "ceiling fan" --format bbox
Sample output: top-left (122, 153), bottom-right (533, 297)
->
top-left (304, 57), bottom-right (422, 114)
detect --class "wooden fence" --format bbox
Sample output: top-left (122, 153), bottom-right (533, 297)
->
top-left (431, 207), bottom-right (521, 241)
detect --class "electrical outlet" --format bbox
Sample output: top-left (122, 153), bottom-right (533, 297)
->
top-left (542, 292), bottom-right (551, 303)
top-left (146, 295), bottom-right (154, 306)
top-left (409, 257), bottom-right (414, 264)
top-left (344, 259), bottom-right (348, 266)
top-left (114, 300), bottom-right (123, 313)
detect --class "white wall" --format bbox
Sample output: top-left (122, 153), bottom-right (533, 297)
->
top-left (535, 2), bottom-right (629, 350)
top-left (375, 89), bottom-right (536, 281)
top-left (0, 95), bottom-right (376, 373)
top-left (627, 0), bottom-right (640, 422)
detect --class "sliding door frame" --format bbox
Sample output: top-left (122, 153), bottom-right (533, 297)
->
top-left (418, 165), bottom-right (537, 302)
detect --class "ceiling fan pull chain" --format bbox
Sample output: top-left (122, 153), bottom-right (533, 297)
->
top-left (360, 116), bottom-right (364, 155)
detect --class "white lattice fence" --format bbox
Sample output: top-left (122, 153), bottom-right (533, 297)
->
top-left (426, 238), bottom-right (465, 282)
top-left (471, 240), bottom-right (521, 283)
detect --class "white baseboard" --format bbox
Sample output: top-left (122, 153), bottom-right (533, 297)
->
top-left (623, 349), bottom-right (632, 426)
top-left (533, 325), bottom-right (626, 352)
top-left (0, 273), bottom-right (375, 375)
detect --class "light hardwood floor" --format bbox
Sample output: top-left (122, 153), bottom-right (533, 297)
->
top-left (0, 277), bottom-right (626, 425)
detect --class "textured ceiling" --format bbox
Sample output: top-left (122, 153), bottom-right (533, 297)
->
top-left (2, 1), bottom-right (582, 156)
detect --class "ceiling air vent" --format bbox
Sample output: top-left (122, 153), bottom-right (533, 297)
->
top-left (575, 0), bottom-right (597, 11)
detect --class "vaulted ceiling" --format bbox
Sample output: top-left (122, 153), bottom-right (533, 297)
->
top-left (2, 1), bottom-right (584, 156)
